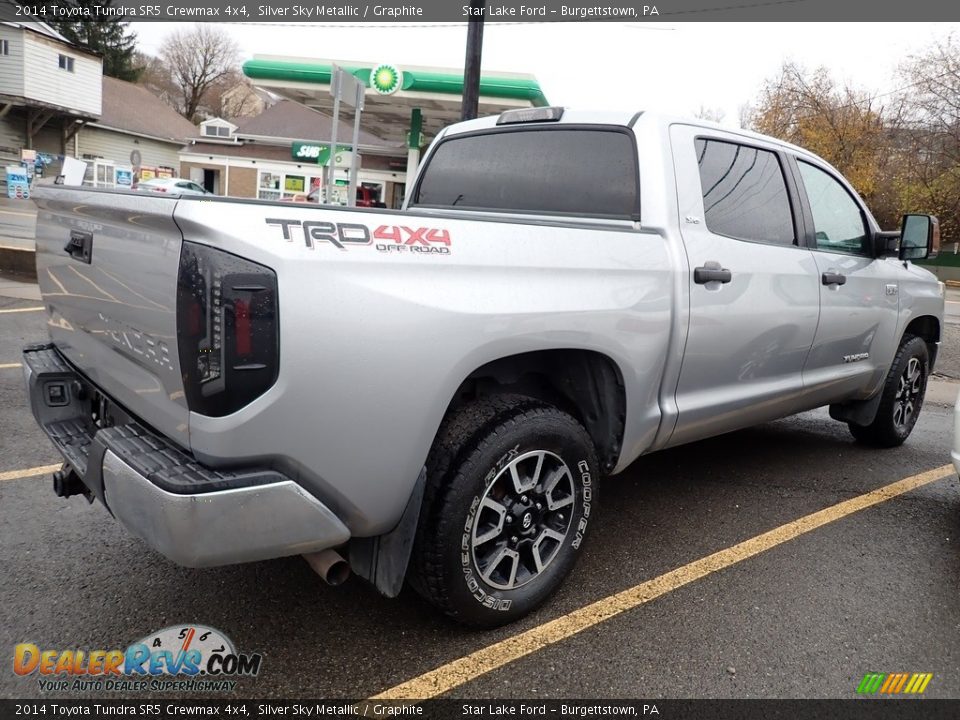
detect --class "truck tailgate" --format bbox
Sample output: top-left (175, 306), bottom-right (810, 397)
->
top-left (32, 186), bottom-right (189, 449)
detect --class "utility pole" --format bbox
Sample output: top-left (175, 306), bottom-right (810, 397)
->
top-left (461, 0), bottom-right (485, 121)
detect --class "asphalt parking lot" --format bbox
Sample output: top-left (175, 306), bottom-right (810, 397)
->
top-left (1, 278), bottom-right (958, 702)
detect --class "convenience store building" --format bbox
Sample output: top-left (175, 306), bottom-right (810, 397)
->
top-left (179, 56), bottom-right (546, 208)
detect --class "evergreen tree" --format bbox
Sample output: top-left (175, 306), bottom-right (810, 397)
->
top-left (49, 1), bottom-right (141, 82)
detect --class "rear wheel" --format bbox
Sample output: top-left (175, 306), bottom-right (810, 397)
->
top-left (848, 335), bottom-right (929, 448)
top-left (409, 395), bottom-right (598, 627)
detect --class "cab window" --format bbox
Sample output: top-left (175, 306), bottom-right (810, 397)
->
top-left (694, 138), bottom-right (795, 246)
top-left (413, 128), bottom-right (639, 219)
top-left (797, 161), bottom-right (868, 255)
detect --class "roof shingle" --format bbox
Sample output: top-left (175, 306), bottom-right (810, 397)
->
top-left (235, 100), bottom-right (397, 148)
top-left (96, 77), bottom-right (198, 144)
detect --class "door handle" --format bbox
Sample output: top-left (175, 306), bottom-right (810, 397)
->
top-left (822, 271), bottom-right (846, 286)
top-left (64, 230), bottom-right (92, 264)
top-left (694, 266), bottom-right (732, 284)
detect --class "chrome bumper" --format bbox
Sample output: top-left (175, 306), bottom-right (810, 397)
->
top-left (101, 450), bottom-right (349, 567)
top-left (23, 344), bottom-right (350, 568)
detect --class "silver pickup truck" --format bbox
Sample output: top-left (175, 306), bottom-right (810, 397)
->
top-left (23, 108), bottom-right (944, 626)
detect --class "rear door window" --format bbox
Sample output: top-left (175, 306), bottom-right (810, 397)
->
top-left (694, 138), bottom-right (795, 245)
top-left (413, 128), bottom-right (639, 218)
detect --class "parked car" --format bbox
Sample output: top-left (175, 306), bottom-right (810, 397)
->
top-left (25, 107), bottom-right (943, 627)
top-left (136, 178), bottom-right (210, 196)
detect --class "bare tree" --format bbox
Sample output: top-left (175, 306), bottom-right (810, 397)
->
top-left (159, 26), bottom-right (240, 122)
top-left (206, 74), bottom-right (266, 119)
top-left (693, 105), bottom-right (726, 124)
top-left (744, 61), bottom-right (899, 225)
top-left (895, 33), bottom-right (960, 241)
top-left (135, 51), bottom-right (177, 106)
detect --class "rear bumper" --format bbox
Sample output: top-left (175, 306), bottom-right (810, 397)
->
top-left (23, 344), bottom-right (350, 567)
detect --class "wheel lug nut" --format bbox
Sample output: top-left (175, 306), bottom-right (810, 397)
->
top-left (558, 513), bottom-right (565, 521)
top-left (535, 502), bottom-right (542, 510)
top-left (521, 495), bottom-right (529, 504)
top-left (506, 515), bottom-right (513, 523)
top-left (510, 536), bottom-right (518, 544)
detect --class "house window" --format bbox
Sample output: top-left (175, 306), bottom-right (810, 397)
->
top-left (58, 54), bottom-right (74, 72)
top-left (203, 125), bottom-right (232, 138)
top-left (0, 40), bottom-right (9, 56)
top-left (202, 124), bottom-right (232, 138)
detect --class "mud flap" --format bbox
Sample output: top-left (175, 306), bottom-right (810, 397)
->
top-left (349, 467), bottom-right (426, 598)
top-left (830, 392), bottom-right (884, 426)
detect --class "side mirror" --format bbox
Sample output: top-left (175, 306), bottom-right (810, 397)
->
top-left (899, 214), bottom-right (940, 261)
top-left (871, 230), bottom-right (900, 258)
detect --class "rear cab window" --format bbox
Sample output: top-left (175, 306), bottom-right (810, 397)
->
top-left (411, 127), bottom-right (640, 219)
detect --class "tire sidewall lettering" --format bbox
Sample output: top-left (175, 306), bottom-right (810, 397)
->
top-left (484, 443), bottom-right (521, 487)
top-left (572, 460), bottom-right (592, 549)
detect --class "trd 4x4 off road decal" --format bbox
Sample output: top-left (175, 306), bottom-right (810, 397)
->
top-left (373, 225), bottom-right (452, 255)
top-left (265, 218), bottom-right (370, 250)
top-left (265, 219), bottom-right (452, 255)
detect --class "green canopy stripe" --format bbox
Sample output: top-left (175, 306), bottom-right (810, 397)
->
top-left (242, 59), bottom-right (548, 106)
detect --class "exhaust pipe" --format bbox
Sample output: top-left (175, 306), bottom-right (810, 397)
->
top-left (52, 465), bottom-right (85, 499)
top-left (303, 549), bottom-right (351, 586)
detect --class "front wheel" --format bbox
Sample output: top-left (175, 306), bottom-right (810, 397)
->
top-left (848, 335), bottom-right (929, 448)
top-left (409, 396), bottom-right (598, 627)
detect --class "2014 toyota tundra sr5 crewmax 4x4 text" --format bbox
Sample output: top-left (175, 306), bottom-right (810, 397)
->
top-left (23, 108), bottom-right (944, 626)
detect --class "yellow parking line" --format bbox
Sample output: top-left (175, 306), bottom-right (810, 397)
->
top-left (0, 463), bottom-right (60, 483)
top-left (0, 362), bottom-right (22, 369)
top-left (0, 306), bottom-right (43, 314)
top-left (372, 464), bottom-right (954, 701)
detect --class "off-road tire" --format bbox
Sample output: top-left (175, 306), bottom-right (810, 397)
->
top-left (848, 335), bottom-right (929, 448)
top-left (408, 395), bottom-right (598, 627)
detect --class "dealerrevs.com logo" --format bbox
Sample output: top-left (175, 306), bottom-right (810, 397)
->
top-left (14, 625), bottom-right (262, 693)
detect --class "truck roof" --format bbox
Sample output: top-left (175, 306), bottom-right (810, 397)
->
top-left (443, 108), bottom-right (824, 165)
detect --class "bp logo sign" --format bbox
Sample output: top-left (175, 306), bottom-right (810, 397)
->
top-left (370, 64), bottom-right (402, 95)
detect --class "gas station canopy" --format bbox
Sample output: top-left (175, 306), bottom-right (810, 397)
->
top-left (242, 56), bottom-right (548, 147)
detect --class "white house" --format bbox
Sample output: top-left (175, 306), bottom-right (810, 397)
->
top-left (0, 16), bottom-right (102, 164)
top-left (74, 76), bottom-right (197, 179)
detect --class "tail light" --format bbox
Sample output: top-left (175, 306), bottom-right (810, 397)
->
top-left (176, 242), bottom-right (279, 417)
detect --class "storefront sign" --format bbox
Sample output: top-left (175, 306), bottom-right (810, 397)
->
top-left (291, 142), bottom-right (352, 165)
top-left (115, 168), bottom-right (133, 187)
top-left (6, 165), bottom-right (28, 199)
top-left (370, 64), bottom-right (403, 95)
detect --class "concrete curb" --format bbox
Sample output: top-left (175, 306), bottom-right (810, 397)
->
top-left (0, 245), bottom-right (36, 281)
top-left (927, 377), bottom-right (959, 407)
